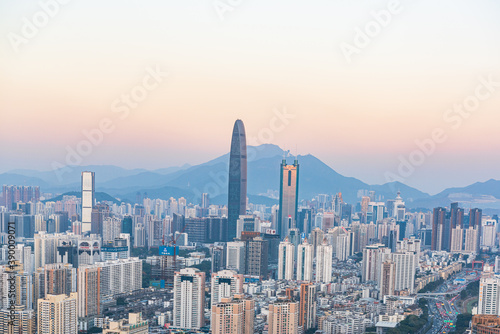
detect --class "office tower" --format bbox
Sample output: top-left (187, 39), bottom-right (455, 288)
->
top-left (297, 208), bottom-right (312, 235)
top-left (38, 293), bottom-right (78, 334)
top-left (392, 251), bottom-right (416, 293)
top-left (268, 299), bottom-right (299, 334)
top-left (211, 295), bottom-right (254, 334)
top-left (81, 171), bottom-right (95, 233)
top-left (478, 276), bottom-right (500, 315)
top-left (470, 208), bottom-right (483, 232)
top-left (103, 313), bottom-right (148, 334)
top-left (16, 272), bottom-right (33, 310)
top-left (243, 234), bottom-right (269, 278)
top-left (121, 216), bottom-right (133, 236)
top-left (299, 283), bottom-right (317, 330)
top-left (278, 158), bottom-right (299, 238)
top-left (173, 268), bottom-right (206, 329)
top-left (44, 263), bottom-right (77, 296)
top-left (431, 207), bottom-right (446, 251)
top-left (78, 265), bottom-right (101, 318)
top-left (362, 243), bottom-right (390, 282)
top-left (379, 260), bottom-right (396, 299)
top-left (288, 227), bottom-right (301, 260)
top-left (227, 241), bottom-right (246, 273)
top-left (228, 120), bottom-right (247, 241)
top-left (0, 306), bottom-right (35, 334)
top-left (296, 239), bottom-right (313, 281)
top-left (237, 215), bottom-right (259, 238)
top-left (315, 240), bottom-right (333, 283)
top-left (368, 202), bottom-right (385, 224)
top-left (102, 217), bottom-right (122, 242)
top-left (310, 227), bottom-right (324, 258)
top-left (211, 270), bottom-right (244, 308)
top-left (207, 217), bottom-right (228, 243)
top-left (278, 238), bottom-right (295, 280)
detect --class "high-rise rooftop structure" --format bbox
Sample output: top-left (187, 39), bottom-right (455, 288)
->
top-left (81, 171), bottom-right (95, 233)
top-left (38, 293), bottom-right (78, 334)
top-left (278, 158), bottom-right (299, 238)
top-left (268, 299), bottom-right (299, 334)
top-left (173, 268), bottom-right (206, 330)
top-left (228, 120), bottom-right (247, 241)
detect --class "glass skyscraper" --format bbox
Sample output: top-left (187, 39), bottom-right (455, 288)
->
top-left (227, 120), bottom-right (247, 241)
top-left (278, 158), bottom-right (299, 239)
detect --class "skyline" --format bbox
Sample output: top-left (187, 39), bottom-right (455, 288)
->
top-left (1, 0), bottom-right (500, 194)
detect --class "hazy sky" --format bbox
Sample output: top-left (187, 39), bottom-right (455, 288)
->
top-left (1, 0), bottom-right (499, 195)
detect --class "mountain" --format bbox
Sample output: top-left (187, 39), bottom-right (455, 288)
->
top-left (2, 144), bottom-right (499, 211)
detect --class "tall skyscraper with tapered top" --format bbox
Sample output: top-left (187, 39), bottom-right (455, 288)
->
top-left (228, 120), bottom-right (247, 241)
top-left (81, 171), bottom-right (95, 233)
top-left (278, 158), bottom-right (299, 238)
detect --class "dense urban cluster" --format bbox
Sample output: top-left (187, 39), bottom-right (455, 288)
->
top-left (1, 120), bottom-right (499, 334)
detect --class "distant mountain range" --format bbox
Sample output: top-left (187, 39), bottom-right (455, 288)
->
top-left (3, 144), bottom-right (500, 212)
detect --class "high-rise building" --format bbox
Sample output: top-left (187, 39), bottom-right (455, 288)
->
top-left (0, 306), bottom-right (35, 334)
top-left (38, 293), bottom-right (78, 334)
top-left (211, 270), bottom-right (244, 308)
top-left (310, 227), bottom-right (324, 257)
top-left (431, 207), bottom-right (446, 251)
top-left (81, 171), bottom-right (95, 233)
top-left (228, 120), bottom-right (247, 241)
top-left (478, 275), bottom-right (500, 316)
top-left (268, 299), bottom-right (299, 334)
top-left (211, 295), bottom-right (254, 334)
top-left (392, 251), bottom-right (416, 294)
top-left (44, 263), bottom-right (77, 296)
top-left (278, 158), bottom-right (299, 238)
top-left (77, 265), bottom-right (101, 318)
top-left (242, 234), bottom-right (269, 279)
top-left (379, 260), bottom-right (396, 299)
top-left (362, 244), bottom-right (390, 282)
top-left (173, 268), bottom-right (206, 330)
top-left (16, 272), bottom-right (33, 310)
top-left (278, 238), bottom-right (295, 280)
top-left (299, 283), bottom-right (317, 330)
top-left (315, 239), bottom-right (333, 283)
top-left (336, 231), bottom-right (354, 261)
top-left (226, 241), bottom-right (246, 273)
top-left (296, 239), bottom-right (313, 281)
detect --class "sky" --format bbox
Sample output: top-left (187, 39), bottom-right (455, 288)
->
top-left (0, 0), bottom-right (499, 195)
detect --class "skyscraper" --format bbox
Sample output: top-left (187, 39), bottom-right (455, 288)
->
top-left (278, 158), bottom-right (299, 238)
top-left (81, 171), bottom-right (95, 233)
top-left (431, 207), bottom-right (446, 251)
top-left (379, 260), bottom-right (396, 299)
top-left (278, 238), bottom-right (295, 280)
top-left (228, 120), bottom-right (247, 241)
top-left (173, 268), bottom-right (206, 330)
top-left (296, 239), bottom-right (313, 281)
top-left (478, 275), bottom-right (500, 315)
top-left (315, 240), bottom-right (333, 283)
top-left (299, 282), bottom-right (317, 330)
